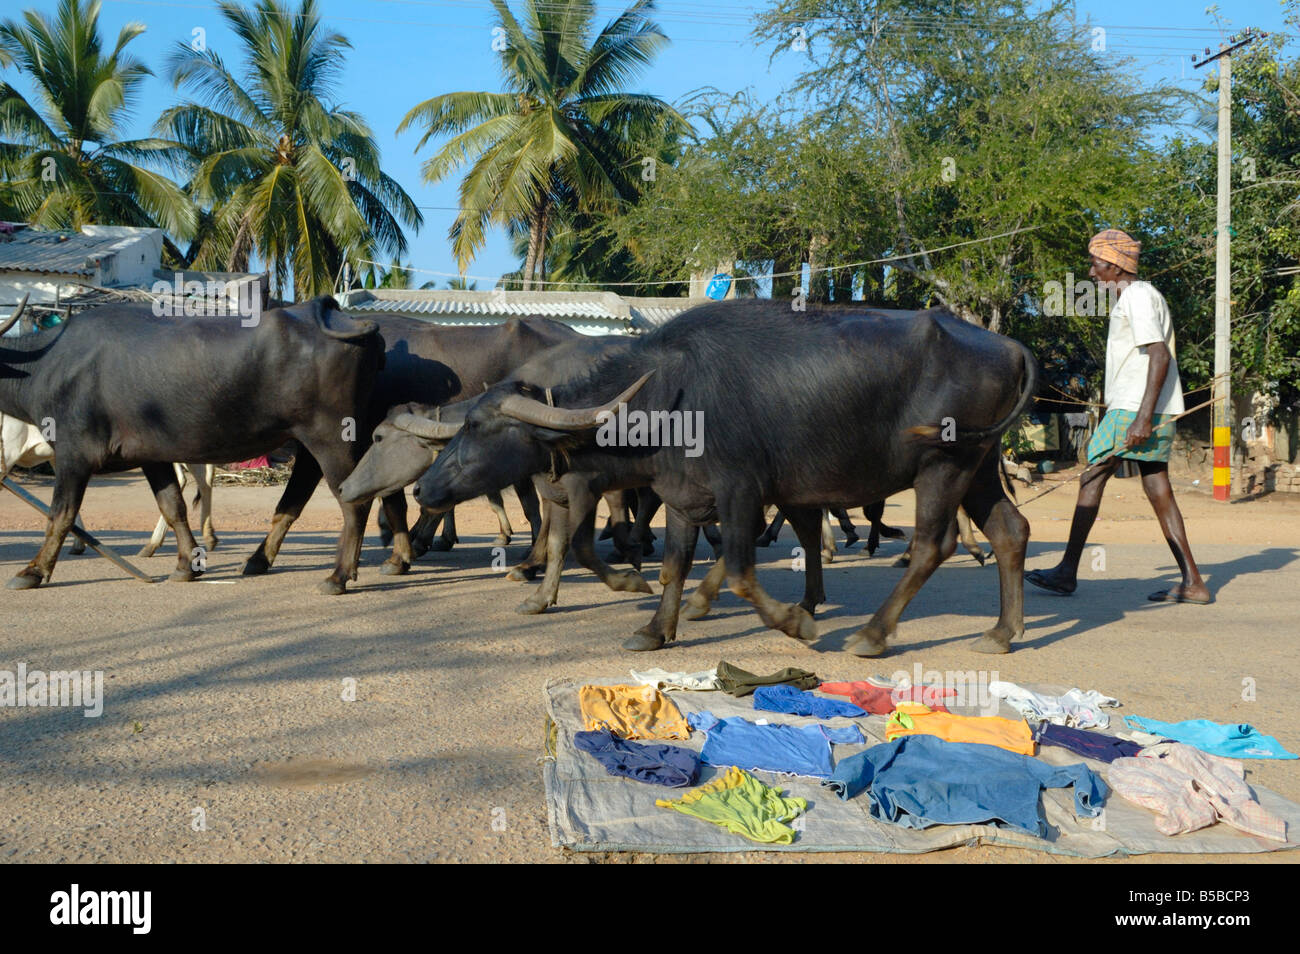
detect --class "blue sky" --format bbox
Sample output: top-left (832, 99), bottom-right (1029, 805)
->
top-left (7, 0), bottom-right (1293, 287)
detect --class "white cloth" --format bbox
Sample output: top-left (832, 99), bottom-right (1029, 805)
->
top-left (1119, 729), bottom-right (1168, 747)
top-left (1104, 281), bottom-right (1185, 415)
top-left (988, 681), bottom-right (1120, 729)
top-left (629, 668), bottom-right (720, 692)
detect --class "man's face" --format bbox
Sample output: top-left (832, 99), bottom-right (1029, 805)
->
top-left (1088, 255), bottom-right (1123, 283)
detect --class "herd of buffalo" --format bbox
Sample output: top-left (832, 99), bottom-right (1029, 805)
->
top-left (0, 295), bottom-right (1037, 656)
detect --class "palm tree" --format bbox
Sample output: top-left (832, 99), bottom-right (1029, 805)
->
top-left (159, 0), bottom-right (422, 299)
top-left (0, 0), bottom-right (195, 251)
top-left (399, 0), bottom-right (685, 289)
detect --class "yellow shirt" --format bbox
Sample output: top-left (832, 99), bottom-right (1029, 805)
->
top-left (579, 684), bottom-right (691, 740)
top-left (885, 702), bottom-right (1034, 755)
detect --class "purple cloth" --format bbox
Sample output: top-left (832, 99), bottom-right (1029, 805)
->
top-left (573, 729), bottom-right (701, 788)
top-left (1034, 723), bottom-right (1143, 764)
top-left (753, 684), bottom-right (867, 719)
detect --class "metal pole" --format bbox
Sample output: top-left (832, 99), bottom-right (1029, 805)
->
top-left (1212, 53), bottom-right (1232, 501)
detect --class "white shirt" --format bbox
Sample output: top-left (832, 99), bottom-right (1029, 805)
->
top-left (1104, 281), bottom-right (1185, 415)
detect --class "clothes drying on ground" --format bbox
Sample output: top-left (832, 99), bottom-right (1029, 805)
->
top-left (822, 735), bottom-right (1107, 837)
top-left (573, 729), bottom-right (701, 788)
top-left (687, 711), bottom-right (865, 779)
top-left (629, 667), bottom-right (721, 692)
top-left (885, 702), bottom-right (1035, 756)
top-left (820, 680), bottom-right (953, 715)
top-left (715, 662), bottom-right (820, 697)
top-left (753, 684), bottom-right (866, 719)
top-left (579, 684), bottom-right (690, 741)
top-left (1119, 729), bottom-right (1170, 747)
top-left (1108, 742), bottom-right (1287, 842)
top-left (988, 681), bottom-right (1120, 729)
top-left (1123, 715), bottom-right (1297, 760)
top-left (656, 766), bottom-right (808, 845)
top-left (1034, 723), bottom-right (1143, 764)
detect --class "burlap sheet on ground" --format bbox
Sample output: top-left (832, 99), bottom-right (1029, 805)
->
top-left (543, 678), bottom-right (1300, 856)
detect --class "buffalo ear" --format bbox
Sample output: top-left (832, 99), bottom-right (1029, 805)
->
top-left (530, 426), bottom-right (574, 445)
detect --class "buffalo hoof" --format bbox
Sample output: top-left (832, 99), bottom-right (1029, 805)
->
top-left (379, 559), bottom-right (410, 577)
top-left (780, 604), bottom-right (818, 642)
top-left (516, 596), bottom-right (552, 615)
top-left (844, 531), bottom-right (860, 548)
top-left (844, 626), bottom-right (889, 657)
top-left (70, 542), bottom-right (86, 556)
top-left (682, 595), bottom-right (712, 621)
top-left (971, 629), bottom-right (1016, 654)
top-left (609, 571), bottom-right (653, 595)
top-left (821, 548), bottom-right (835, 564)
top-left (204, 535), bottom-right (219, 552)
top-left (242, 553), bottom-right (271, 576)
top-left (755, 533), bottom-right (775, 548)
top-left (429, 537), bottom-right (456, 552)
top-left (892, 556), bottom-right (910, 569)
top-left (659, 568), bottom-right (673, 586)
top-left (798, 597), bottom-right (822, 617)
top-left (505, 566), bottom-right (531, 582)
top-left (971, 550), bottom-right (988, 566)
top-left (623, 629), bottom-right (665, 651)
top-left (169, 568), bottom-right (200, 582)
top-left (492, 534), bottom-right (510, 548)
top-left (317, 578), bottom-right (347, 596)
top-left (7, 571), bottom-right (43, 590)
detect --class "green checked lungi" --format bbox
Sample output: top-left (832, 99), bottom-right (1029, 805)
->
top-left (1086, 409), bottom-right (1176, 465)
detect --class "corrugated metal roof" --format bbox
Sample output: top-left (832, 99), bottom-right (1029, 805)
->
top-left (0, 229), bottom-right (128, 276)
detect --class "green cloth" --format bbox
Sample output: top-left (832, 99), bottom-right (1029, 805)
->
top-left (715, 661), bottom-right (819, 697)
top-left (655, 766), bottom-right (808, 844)
top-left (1086, 408), bottom-right (1175, 465)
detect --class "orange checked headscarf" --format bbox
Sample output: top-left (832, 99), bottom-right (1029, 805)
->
top-left (1088, 229), bottom-right (1141, 275)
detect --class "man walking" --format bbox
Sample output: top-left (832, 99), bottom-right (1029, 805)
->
top-left (1026, 229), bottom-right (1211, 604)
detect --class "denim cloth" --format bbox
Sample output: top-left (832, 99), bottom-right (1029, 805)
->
top-left (687, 711), bottom-right (865, 779)
top-left (1123, 716), bottom-right (1298, 760)
top-left (1035, 723), bottom-right (1143, 764)
top-left (574, 729), bottom-right (701, 788)
top-left (753, 684), bottom-right (866, 719)
top-left (823, 735), bottom-right (1107, 837)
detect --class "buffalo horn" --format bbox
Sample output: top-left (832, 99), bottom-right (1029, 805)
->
top-left (0, 293), bottom-right (29, 337)
top-left (392, 412), bottom-right (461, 441)
top-left (497, 370), bottom-right (656, 430)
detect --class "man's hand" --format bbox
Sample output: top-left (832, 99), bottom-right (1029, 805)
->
top-left (1125, 416), bottom-right (1153, 448)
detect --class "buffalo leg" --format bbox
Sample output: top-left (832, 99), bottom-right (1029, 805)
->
top-left (845, 468), bottom-right (968, 656)
top-left (719, 495), bottom-right (817, 642)
top-left (409, 510), bottom-right (440, 558)
top-left (756, 507), bottom-right (784, 547)
top-left (960, 455), bottom-right (1029, 653)
top-left (507, 492), bottom-right (550, 582)
top-left (956, 507), bottom-right (987, 565)
top-left (430, 507), bottom-right (459, 551)
top-left (820, 509), bottom-right (836, 563)
top-left (487, 491), bottom-right (513, 547)
top-left (193, 463), bottom-right (217, 551)
top-left (683, 558), bottom-right (727, 620)
top-left (378, 490), bottom-right (414, 576)
top-left (786, 506), bottom-right (829, 615)
top-left (517, 500), bottom-right (570, 614)
top-left (7, 461), bottom-right (91, 589)
top-left (832, 505), bottom-right (859, 548)
top-left (307, 442), bottom-right (374, 595)
top-left (567, 487), bottom-right (651, 596)
top-left (514, 478), bottom-right (542, 546)
top-left (142, 462), bottom-right (203, 582)
top-left (243, 449), bottom-right (321, 576)
top-left (626, 507), bottom-right (698, 651)
top-left (701, 521), bottom-right (723, 559)
top-left (139, 462), bottom-right (186, 557)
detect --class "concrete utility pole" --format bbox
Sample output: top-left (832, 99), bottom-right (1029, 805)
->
top-left (1194, 28), bottom-right (1266, 501)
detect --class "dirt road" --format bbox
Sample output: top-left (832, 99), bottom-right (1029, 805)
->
top-left (1, 466), bottom-right (1297, 863)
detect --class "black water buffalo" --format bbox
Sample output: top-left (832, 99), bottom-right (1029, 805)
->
top-left (412, 300), bottom-right (1036, 655)
top-left (0, 297), bottom-right (383, 592)
top-left (241, 313), bottom-right (578, 586)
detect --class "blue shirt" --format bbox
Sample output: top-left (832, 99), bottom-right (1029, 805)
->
top-left (1123, 715), bottom-right (1297, 760)
top-left (687, 711), bottom-right (864, 779)
top-left (824, 735), bottom-right (1107, 837)
top-left (753, 684), bottom-right (866, 719)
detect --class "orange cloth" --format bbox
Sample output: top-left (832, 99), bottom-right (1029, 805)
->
top-left (885, 702), bottom-right (1034, 755)
top-left (1088, 228), bottom-right (1141, 275)
top-left (579, 684), bottom-right (691, 740)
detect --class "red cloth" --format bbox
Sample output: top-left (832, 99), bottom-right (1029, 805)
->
top-left (226, 456), bottom-right (270, 470)
top-left (820, 681), bottom-right (954, 715)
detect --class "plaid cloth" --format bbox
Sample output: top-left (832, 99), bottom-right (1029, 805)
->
top-left (1089, 229), bottom-right (1141, 274)
top-left (1108, 743), bottom-right (1287, 842)
top-left (1086, 408), bottom-right (1175, 464)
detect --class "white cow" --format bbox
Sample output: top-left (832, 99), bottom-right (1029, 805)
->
top-left (1, 412), bottom-right (217, 557)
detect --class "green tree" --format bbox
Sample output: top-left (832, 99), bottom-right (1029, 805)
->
top-left (399, 0), bottom-right (686, 289)
top-left (753, 0), bottom-right (1181, 330)
top-left (159, 0), bottom-right (422, 298)
top-left (0, 0), bottom-right (195, 252)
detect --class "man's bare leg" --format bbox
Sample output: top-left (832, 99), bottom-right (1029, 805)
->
top-left (1026, 456), bottom-right (1121, 594)
top-left (1139, 460), bottom-right (1210, 602)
